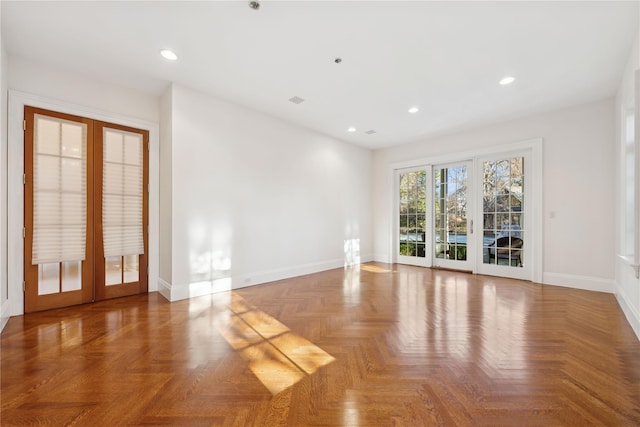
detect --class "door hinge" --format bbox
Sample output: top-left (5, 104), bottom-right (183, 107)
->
top-left (23, 281), bottom-right (25, 292)
top-left (23, 120), bottom-right (26, 131)
top-left (23, 174), bottom-right (26, 185)
top-left (148, 183), bottom-right (150, 193)
top-left (23, 227), bottom-right (26, 238)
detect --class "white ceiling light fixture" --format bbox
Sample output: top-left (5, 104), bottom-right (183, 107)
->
top-left (160, 49), bottom-right (178, 61)
top-left (408, 107), bottom-right (419, 114)
top-left (499, 76), bottom-right (516, 85)
top-left (347, 127), bottom-right (356, 132)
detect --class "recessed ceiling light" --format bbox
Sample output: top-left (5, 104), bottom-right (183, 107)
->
top-left (499, 76), bottom-right (515, 85)
top-left (160, 49), bottom-right (178, 61)
top-left (347, 127), bottom-right (356, 132)
top-left (408, 107), bottom-right (419, 114)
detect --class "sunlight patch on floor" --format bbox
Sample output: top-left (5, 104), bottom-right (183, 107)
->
top-left (359, 264), bottom-right (392, 274)
top-left (217, 293), bottom-right (335, 395)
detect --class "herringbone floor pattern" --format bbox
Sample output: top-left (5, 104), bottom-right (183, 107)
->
top-left (2, 263), bottom-right (639, 426)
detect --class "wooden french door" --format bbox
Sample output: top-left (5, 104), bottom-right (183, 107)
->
top-left (24, 107), bottom-right (148, 313)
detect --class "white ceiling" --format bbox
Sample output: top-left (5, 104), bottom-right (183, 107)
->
top-left (2, 1), bottom-right (638, 149)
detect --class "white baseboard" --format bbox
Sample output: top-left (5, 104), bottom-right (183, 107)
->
top-left (158, 257), bottom-right (375, 302)
top-left (360, 253), bottom-right (375, 264)
top-left (373, 253), bottom-right (391, 264)
top-left (157, 278), bottom-right (172, 302)
top-left (233, 258), bottom-right (345, 292)
top-left (616, 289), bottom-right (640, 341)
top-left (542, 272), bottom-right (614, 293)
top-left (1, 299), bottom-right (10, 332)
top-left (163, 277), bottom-right (233, 302)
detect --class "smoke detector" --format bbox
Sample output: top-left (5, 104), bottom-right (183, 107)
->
top-left (288, 96), bottom-right (305, 105)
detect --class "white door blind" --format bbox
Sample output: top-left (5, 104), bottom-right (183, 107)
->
top-left (103, 128), bottom-right (144, 257)
top-left (32, 114), bottom-right (87, 264)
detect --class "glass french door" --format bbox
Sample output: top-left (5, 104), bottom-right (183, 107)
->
top-left (395, 152), bottom-right (532, 281)
top-left (433, 161), bottom-right (473, 271)
top-left (24, 107), bottom-right (148, 313)
top-left (397, 168), bottom-right (429, 266)
top-left (477, 155), bottom-right (529, 280)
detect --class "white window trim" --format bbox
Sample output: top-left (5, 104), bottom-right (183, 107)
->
top-left (7, 90), bottom-right (160, 316)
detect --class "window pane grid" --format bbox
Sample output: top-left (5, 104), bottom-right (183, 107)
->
top-left (483, 157), bottom-right (524, 267)
top-left (434, 165), bottom-right (468, 261)
top-left (399, 171), bottom-right (427, 258)
top-left (32, 115), bottom-right (87, 264)
top-left (102, 129), bottom-right (144, 258)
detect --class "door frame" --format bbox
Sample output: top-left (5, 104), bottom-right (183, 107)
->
top-left (8, 90), bottom-right (160, 316)
top-left (390, 138), bottom-right (543, 283)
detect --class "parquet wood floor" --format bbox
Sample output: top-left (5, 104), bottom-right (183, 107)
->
top-left (2, 263), bottom-right (640, 426)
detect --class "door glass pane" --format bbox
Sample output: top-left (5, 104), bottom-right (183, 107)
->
top-left (103, 129), bottom-right (144, 258)
top-left (35, 155), bottom-right (60, 190)
top-left (35, 118), bottom-right (60, 155)
top-left (61, 261), bottom-right (82, 292)
top-left (33, 114), bottom-right (87, 264)
top-left (104, 131), bottom-right (123, 163)
top-left (105, 256), bottom-right (122, 286)
top-left (61, 123), bottom-right (83, 158)
top-left (38, 263), bottom-right (60, 295)
top-left (434, 165), bottom-right (468, 261)
top-left (123, 255), bottom-right (139, 283)
top-left (61, 158), bottom-right (83, 192)
top-left (483, 157), bottom-right (524, 267)
top-left (399, 170), bottom-right (427, 258)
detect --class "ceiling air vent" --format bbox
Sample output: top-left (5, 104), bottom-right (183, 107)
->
top-left (288, 96), bottom-right (305, 104)
top-left (365, 130), bottom-right (376, 135)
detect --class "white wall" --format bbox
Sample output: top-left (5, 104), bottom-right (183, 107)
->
top-left (160, 84), bottom-right (372, 300)
top-left (0, 6), bottom-right (9, 330)
top-left (615, 30), bottom-right (640, 339)
top-left (5, 55), bottom-right (161, 317)
top-left (159, 87), bottom-right (173, 285)
top-left (373, 98), bottom-right (616, 292)
top-left (9, 56), bottom-right (159, 124)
